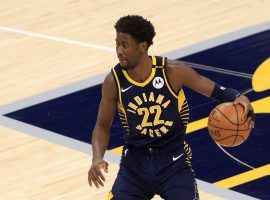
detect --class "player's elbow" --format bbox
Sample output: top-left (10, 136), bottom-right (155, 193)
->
top-left (93, 122), bottom-right (110, 138)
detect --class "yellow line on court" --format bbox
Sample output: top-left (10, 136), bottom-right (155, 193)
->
top-left (252, 58), bottom-right (270, 92)
top-left (186, 117), bottom-right (208, 134)
top-left (214, 164), bottom-right (270, 188)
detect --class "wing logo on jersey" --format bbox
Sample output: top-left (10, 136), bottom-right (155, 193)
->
top-left (127, 92), bottom-right (174, 137)
top-left (152, 77), bottom-right (164, 89)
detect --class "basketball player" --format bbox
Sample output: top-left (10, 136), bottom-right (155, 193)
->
top-left (88, 15), bottom-right (254, 200)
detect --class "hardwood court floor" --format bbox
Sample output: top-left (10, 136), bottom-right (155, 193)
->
top-left (0, 1), bottom-right (269, 199)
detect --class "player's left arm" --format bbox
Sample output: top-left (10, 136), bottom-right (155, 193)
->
top-left (167, 59), bottom-right (254, 128)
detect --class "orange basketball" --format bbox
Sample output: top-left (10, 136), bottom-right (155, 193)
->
top-left (207, 102), bottom-right (251, 147)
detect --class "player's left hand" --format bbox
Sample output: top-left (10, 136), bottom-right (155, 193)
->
top-left (233, 95), bottom-right (255, 129)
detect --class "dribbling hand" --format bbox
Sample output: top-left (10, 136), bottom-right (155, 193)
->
top-left (233, 95), bottom-right (255, 129)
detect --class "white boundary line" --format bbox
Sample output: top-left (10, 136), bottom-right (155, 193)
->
top-left (163, 22), bottom-right (270, 59)
top-left (0, 115), bottom-right (121, 163)
top-left (216, 143), bottom-right (255, 169)
top-left (0, 25), bottom-right (115, 52)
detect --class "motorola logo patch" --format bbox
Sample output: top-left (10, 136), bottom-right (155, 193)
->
top-left (152, 77), bottom-right (164, 89)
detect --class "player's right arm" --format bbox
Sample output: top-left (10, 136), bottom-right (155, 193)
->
top-left (88, 72), bottom-right (118, 189)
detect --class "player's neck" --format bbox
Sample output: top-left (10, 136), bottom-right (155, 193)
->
top-left (127, 55), bottom-right (152, 83)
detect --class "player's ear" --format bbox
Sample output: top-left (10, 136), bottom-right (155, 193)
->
top-left (140, 41), bottom-right (148, 53)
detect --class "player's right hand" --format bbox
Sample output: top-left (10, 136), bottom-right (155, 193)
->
top-left (88, 158), bottom-right (109, 188)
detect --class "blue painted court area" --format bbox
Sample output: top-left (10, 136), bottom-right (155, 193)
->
top-left (5, 30), bottom-right (270, 199)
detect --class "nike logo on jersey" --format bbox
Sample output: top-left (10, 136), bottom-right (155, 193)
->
top-left (121, 86), bottom-right (132, 92)
top-left (173, 153), bottom-right (184, 161)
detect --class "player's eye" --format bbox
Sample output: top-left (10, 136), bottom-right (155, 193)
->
top-left (123, 43), bottom-right (129, 49)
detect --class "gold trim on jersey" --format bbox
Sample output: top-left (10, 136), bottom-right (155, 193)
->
top-left (162, 56), bottom-right (165, 66)
top-left (118, 102), bottom-right (130, 133)
top-left (178, 90), bottom-right (190, 126)
top-left (121, 56), bottom-right (157, 87)
top-left (162, 68), bottom-right (178, 98)
top-left (184, 141), bottom-right (194, 174)
top-left (106, 191), bottom-right (114, 200)
top-left (178, 90), bottom-right (185, 111)
top-left (152, 55), bottom-right (157, 65)
top-left (112, 68), bottom-right (130, 132)
top-left (112, 68), bottom-right (122, 105)
top-left (184, 141), bottom-right (192, 163)
top-left (122, 67), bottom-right (156, 87)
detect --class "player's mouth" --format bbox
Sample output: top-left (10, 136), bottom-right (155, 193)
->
top-left (118, 57), bottom-right (127, 61)
top-left (118, 57), bottom-right (128, 65)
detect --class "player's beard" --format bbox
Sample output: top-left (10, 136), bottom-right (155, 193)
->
top-left (121, 64), bottom-right (134, 70)
top-left (120, 60), bottom-right (135, 70)
top-left (119, 54), bottom-right (140, 70)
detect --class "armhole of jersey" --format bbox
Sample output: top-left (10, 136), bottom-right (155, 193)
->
top-left (111, 68), bottom-right (122, 105)
top-left (178, 89), bottom-right (189, 127)
top-left (178, 89), bottom-right (186, 112)
top-left (162, 57), bottom-right (178, 99)
top-left (111, 67), bottom-right (130, 132)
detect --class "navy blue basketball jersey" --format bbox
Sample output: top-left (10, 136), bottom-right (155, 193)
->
top-left (112, 56), bottom-right (190, 148)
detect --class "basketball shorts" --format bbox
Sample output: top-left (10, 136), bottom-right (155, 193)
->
top-left (107, 143), bottom-right (199, 200)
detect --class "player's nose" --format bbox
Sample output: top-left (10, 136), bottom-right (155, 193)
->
top-left (116, 45), bottom-right (124, 56)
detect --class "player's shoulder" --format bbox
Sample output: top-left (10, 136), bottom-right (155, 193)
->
top-left (166, 59), bottom-right (188, 70)
top-left (103, 72), bottom-right (117, 93)
top-left (165, 59), bottom-right (196, 89)
top-left (104, 72), bottom-right (115, 84)
top-left (166, 59), bottom-right (191, 77)
top-left (105, 63), bottom-right (121, 83)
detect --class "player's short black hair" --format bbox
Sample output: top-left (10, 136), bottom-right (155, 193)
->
top-left (114, 15), bottom-right (156, 48)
